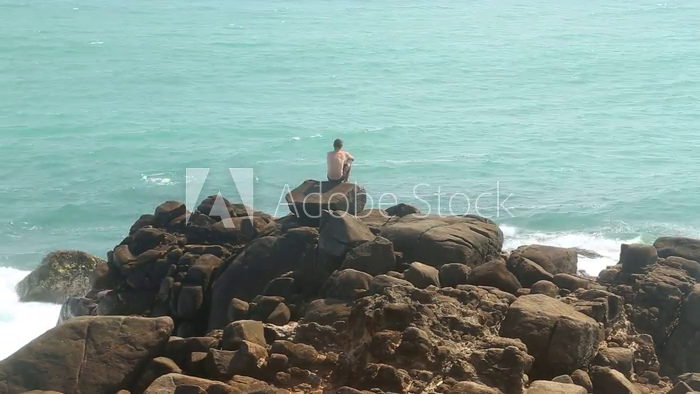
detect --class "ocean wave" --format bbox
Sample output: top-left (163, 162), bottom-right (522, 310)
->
top-left (141, 173), bottom-right (176, 186)
top-left (502, 225), bottom-right (639, 276)
top-left (0, 267), bottom-right (61, 360)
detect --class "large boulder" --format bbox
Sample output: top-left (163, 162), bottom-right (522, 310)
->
top-left (619, 243), bottom-right (658, 273)
top-left (208, 226), bottom-right (319, 331)
top-left (319, 211), bottom-right (375, 258)
top-left (379, 214), bottom-right (503, 268)
top-left (285, 180), bottom-right (366, 218)
top-left (499, 294), bottom-right (603, 378)
top-left (16, 251), bottom-right (106, 304)
top-left (508, 245), bottom-right (578, 276)
top-left (654, 236), bottom-right (700, 262)
top-left (0, 316), bottom-right (173, 394)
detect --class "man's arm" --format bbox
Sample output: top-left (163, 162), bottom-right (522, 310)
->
top-left (345, 152), bottom-right (355, 162)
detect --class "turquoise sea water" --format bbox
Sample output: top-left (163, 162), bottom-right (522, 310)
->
top-left (1, 0), bottom-right (699, 357)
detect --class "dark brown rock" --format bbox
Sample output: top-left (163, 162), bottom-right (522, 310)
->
top-left (322, 269), bottom-right (372, 301)
top-left (552, 273), bottom-right (591, 291)
top-left (340, 236), bottom-right (396, 276)
top-left (654, 236), bottom-right (700, 263)
top-left (132, 357), bottom-right (182, 394)
top-left (403, 262), bottom-right (440, 289)
top-left (203, 349), bottom-right (236, 381)
top-left (509, 244), bottom-right (578, 275)
top-left (163, 336), bottom-right (219, 369)
top-left (266, 303), bottom-right (291, 326)
top-left (285, 180), bottom-right (367, 218)
top-left (368, 274), bottom-right (414, 295)
top-left (590, 366), bottom-right (640, 394)
top-left (530, 280), bottom-right (559, 298)
top-left (302, 298), bottom-right (352, 325)
top-left (270, 341), bottom-right (318, 369)
top-left (593, 347), bottom-right (634, 376)
top-left (221, 320), bottom-right (266, 350)
top-left (467, 259), bottom-right (521, 295)
top-left (499, 294), bottom-right (603, 378)
top-left (154, 201), bottom-right (187, 226)
top-left (0, 316), bottom-right (173, 394)
top-left (208, 226), bottom-right (319, 330)
top-left (620, 243), bottom-right (658, 273)
top-left (506, 254), bottom-right (554, 287)
top-left (177, 286), bottom-right (204, 319)
top-left (439, 263), bottom-right (471, 288)
top-left (227, 298), bottom-right (249, 323)
top-left (379, 214), bottom-right (503, 268)
top-left (571, 369), bottom-right (593, 392)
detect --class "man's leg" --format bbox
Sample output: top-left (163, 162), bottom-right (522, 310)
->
top-left (341, 164), bottom-right (351, 182)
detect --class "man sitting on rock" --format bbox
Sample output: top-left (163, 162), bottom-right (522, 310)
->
top-left (327, 138), bottom-right (354, 182)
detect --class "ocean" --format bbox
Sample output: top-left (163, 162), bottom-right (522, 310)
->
top-left (1, 0), bottom-right (699, 359)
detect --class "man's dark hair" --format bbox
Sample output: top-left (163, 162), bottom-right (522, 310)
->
top-left (333, 138), bottom-right (343, 149)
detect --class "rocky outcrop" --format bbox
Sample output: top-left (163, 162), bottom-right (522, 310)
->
top-left (13, 187), bottom-right (698, 394)
top-left (16, 250), bottom-right (105, 304)
top-left (0, 316), bottom-right (173, 394)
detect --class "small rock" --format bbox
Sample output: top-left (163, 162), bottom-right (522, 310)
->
top-left (530, 280), bottom-right (559, 298)
top-left (403, 262), bottom-right (440, 289)
top-left (571, 369), bottom-right (593, 392)
top-left (439, 263), bottom-right (471, 288)
top-left (222, 320), bottom-right (266, 350)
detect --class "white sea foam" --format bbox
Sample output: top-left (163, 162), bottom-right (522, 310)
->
top-left (501, 225), bottom-right (640, 277)
top-left (141, 173), bottom-right (175, 186)
top-left (0, 267), bottom-right (61, 361)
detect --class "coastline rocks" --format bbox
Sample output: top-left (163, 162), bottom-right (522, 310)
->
top-left (285, 180), bottom-right (367, 219)
top-left (379, 214), bottom-right (503, 268)
top-left (0, 316), bottom-right (173, 394)
top-left (499, 294), bottom-right (603, 378)
top-left (15, 250), bottom-right (105, 304)
top-left (508, 245), bottom-right (578, 276)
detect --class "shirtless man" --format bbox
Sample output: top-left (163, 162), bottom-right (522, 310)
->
top-left (327, 138), bottom-right (354, 182)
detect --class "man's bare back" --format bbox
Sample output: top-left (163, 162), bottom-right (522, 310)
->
top-left (327, 139), bottom-right (354, 182)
